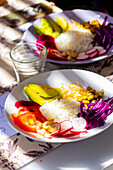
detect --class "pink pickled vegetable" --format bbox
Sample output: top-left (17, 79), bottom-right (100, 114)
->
top-left (36, 34), bottom-right (57, 49)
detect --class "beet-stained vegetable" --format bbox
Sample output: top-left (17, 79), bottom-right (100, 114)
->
top-left (36, 34), bottom-right (57, 50)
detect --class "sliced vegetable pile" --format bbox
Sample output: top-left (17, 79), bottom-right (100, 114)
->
top-left (11, 100), bottom-right (88, 138)
top-left (34, 15), bottom-right (113, 61)
top-left (78, 97), bottom-right (113, 129)
top-left (93, 16), bottom-right (113, 50)
top-left (11, 83), bottom-right (113, 139)
top-left (76, 46), bottom-right (107, 61)
top-left (36, 34), bottom-right (67, 61)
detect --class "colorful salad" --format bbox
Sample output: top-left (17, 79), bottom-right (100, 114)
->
top-left (11, 83), bottom-right (113, 139)
top-left (33, 16), bottom-right (113, 61)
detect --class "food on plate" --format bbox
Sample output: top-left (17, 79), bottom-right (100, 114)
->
top-left (34, 18), bottom-right (53, 35)
top-left (36, 120), bottom-right (61, 138)
top-left (78, 97), bottom-right (113, 129)
top-left (34, 17), bottom-right (61, 38)
top-left (11, 82), bottom-right (113, 139)
top-left (55, 30), bottom-right (93, 53)
top-left (67, 19), bottom-right (93, 33)
top-left (35, 16), bottom-right (112, 61)
top-left (46, 18), bottom-right (62, 38)
top-left (56, 16), bottom-right (68, 32)
top-left (40, 84), bottom-right (104, 123)
top-left (76, 46), bottom-right (107, 61)
top-left (76, 85), bottom-right (104, 106)
top-left (27, 84), bottom-right (60, 98)
top-left (11, 104), bottom-right (47, 132)
top-left (24, 86), bottom-right (46, 106)
top-left (82, 19), bottom-right (100, 33)
top-left (24, 84), bottom-right (62, 106)
top-left (83, 16), bottom-right (113, 51)
top-left (47, 49), bottom-right (68, 60)
top-left (36, 34), bottom-right (57, 49)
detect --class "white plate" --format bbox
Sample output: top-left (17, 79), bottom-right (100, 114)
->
top-left (22, 9), bottom-right (113, 65)
top-left (4, 69), bottom-right (113, 143)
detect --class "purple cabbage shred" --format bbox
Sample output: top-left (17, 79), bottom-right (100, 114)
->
top-left (77, 97), bottom-right (113, 130)
top-left (93, 16), bottom-right (113, 50)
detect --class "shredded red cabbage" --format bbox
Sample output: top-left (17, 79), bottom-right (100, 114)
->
top-left (77, 97), bottom-right (113, 130)
top-left (93, 16), bottom-right (113, 50)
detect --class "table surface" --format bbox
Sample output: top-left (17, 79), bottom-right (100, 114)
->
top-left (0, 0), bottom-right (113, 92)
top-left (20, 124), bottom-right (113, 170)
top-left (1, 1), bottom-right (113, 170)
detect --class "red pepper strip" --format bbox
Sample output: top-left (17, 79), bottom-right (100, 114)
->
top-left (11, 112), bottom-right (38, 132)
top-left (18, 106), bottom-right (47, 123)
top-left (15, 100), bottom-right (40, 108)
top-left (17, 109), bottom-right (29, 116)
top-left (47, 49), bottom-right (67, 61)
